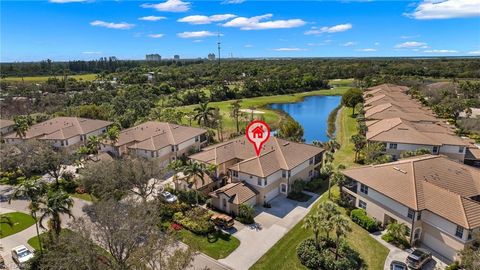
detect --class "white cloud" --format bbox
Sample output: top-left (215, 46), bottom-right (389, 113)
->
top-left (82, 51), bottom-right (102, 54)
top-left (141, 0), bottom-right (190, 12)
top-left (148, 34), bottom-right (164, 38)
top-left (223, 0), bottom-right (245, 4)
top-left (423, 49), bottom-right (458, 53)
top-left (222, 14), bottom-right (305, 30)
top-left (356, 48), bottom-right (377, 52)
top-left (400, 34), bottom-right (420, 39)
top-left (177, 31), bottom-right (218, 38)
top-left (341, 41), bottom-right (356, 46)
top-left (406, 0), bottom-right (480, 19)
top-left (244, 44), bottom-right (253, 48)
top-left (178, 14), bottom-right (237, 24)
top-left (139, 16), bottom-right (166, 21)
top-left (395, 41), bottom-right (428, 48)
top-left (468, 50), bottom-right (480, 55)
top-left (304, 23), bottom-right (352, 35)
top-left (49, 0), bottom-right (86, 3)
top-left (90, 20), bottom-right (134, 30)
top-left (273, 48), bottom-right (307, 51)
top-left (192, 39), bottom-right (203, 43)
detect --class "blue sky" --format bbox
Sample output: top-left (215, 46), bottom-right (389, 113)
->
top-left (2, 0), bottom-right (480, 61)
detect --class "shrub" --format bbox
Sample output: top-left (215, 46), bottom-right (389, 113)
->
top-left (57, 178), bottom-right (79, 193)
top-left (381, 222), bottom-right (411, 249)
top-left (296, 238), bottom-right (322, 269)
top-left (175, 189), bottom-right (208, 205)
top-left (173, 208), bottom-right (214, 235)
top-left (291, 179), bottom-right (305, 195)
top-left (445, 261), bottom-right (460, 270)
top-left (158, 202), bottom-right (190, 219)
top-left (350, 209), bottom-right (380, 232)
top-left (237, 204), bottom-right (255, 224)
top-left (305, 178), bottom-right (324, 193)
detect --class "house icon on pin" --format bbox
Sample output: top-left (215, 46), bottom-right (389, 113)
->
top-left (252, 125), bottom-right (264, 139)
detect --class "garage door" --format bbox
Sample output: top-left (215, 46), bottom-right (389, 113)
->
top-left (265, 187), bottom-right (280, 202)
top-left (422, 232), bottom-right (457, 261)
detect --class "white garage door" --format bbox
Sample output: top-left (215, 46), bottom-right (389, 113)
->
top-left (422, 232), bottom-right (457, 261)
top-left (265, 187), bottom-right (280, 202)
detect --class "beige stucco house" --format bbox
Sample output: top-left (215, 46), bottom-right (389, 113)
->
top-left (100, 121), bottom-right (207, 168)
top-left (189, 137), bottom-right (324, 215)
top-left (4, 117), bottom-right (112, 149)
top-left (341, 155), bottom-right (480, 262)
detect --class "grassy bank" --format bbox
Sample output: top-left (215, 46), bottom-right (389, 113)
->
top-left (251, 107), bottom-right (388, 270)
top-left (178, 87), bottom-right (349, 134)
top-left (177, 229), bottom-right (240, 259)
top-left (2, 73), bottom-right (97, 82)
top-left (0, 212), bottom-right (36, 238)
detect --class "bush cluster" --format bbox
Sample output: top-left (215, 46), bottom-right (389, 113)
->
top-left (350, 209), bottom-right (380, 232)
top-left (158, 202), bottom-right (191, 219)
top-left (381, 233), bottom-right (411, 249)
top-left (173, 208), bottom-right (214, 235)
top-left (305, 177), bottom-right (325, 193)
top-left (296, 237), bottom-right (362, 270)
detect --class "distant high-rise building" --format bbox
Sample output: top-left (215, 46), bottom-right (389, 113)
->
top-left (173, 55), bottom-right (180, 61)
top-left (208, 53), bottom-right (216, 60)
top-left (146, 54), bottom-right (161, 61)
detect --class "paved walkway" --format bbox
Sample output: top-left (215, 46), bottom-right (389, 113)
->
top-left (219, 191), bottom-right (321, 270)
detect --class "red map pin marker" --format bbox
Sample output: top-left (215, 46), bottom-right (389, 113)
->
top-left (246, 120), bottom-right (271, 157)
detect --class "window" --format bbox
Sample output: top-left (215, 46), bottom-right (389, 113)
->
top-left (432, 146), bottom-right (438, 153)
top-left (309, 157), bottom-right (314, 165)
top-left (151, 151), bottom-right (154, 158)
top-left (389, 143), bottom-right (398, 149)
top-left (65, 140), bottom-right (68, 146)
top-left (171, 146), bottom-right (175, 152)
top-left (455, 226), bottom-right (464, 238)
top-left (417, 211), bottom-right (422, 221)
top-left (257, 178), bottom-right (262, 186)
top-left (468, 232), bottom-right (473, 240)
top-left (195, 136), bottom-right (199, 142)
top-left (407, 209), bottom-right (414, 219)
top-left (360, 184), bottom-right (369, 195)
top-left (282, 170), bottom-right (286, 178)
top-left (414, 228), bottom-right (421, 240)
top-left (459, 146), bottom-right (464, 153)
top-left (359, 200), bottom-right (367, 209)
top-left (232, 171), bottom-right (238, 177)
top-left (281, 184), bottom-right (287, 193)
top-left (61, 141), bottom-right (64, 146)
top-left (265, 178), bottom-right (267, 185)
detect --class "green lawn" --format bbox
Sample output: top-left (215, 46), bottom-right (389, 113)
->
top-left (0, 212), bottom-right (36, 238)
top-left (177, 87), bottom-right (349, 134)
top-left (28, 229), bottom-right (73, 250)
top-left (2, 73), bottom-right (97, 82)
top-left (251, 106), bottom-right (389, 270)
top-left (70, 192), bottom-right (95, 202)
top-left (177, 229), bottom-right (240, 259)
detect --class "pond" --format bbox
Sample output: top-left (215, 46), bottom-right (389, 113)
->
top-left (270, 95), bottom-right (342, 143)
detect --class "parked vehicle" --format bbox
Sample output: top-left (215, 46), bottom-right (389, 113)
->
top-left (406, 248), bottom-right (432, 269)
top-left (390, 260), bottom-right (408, 270)
top-left (211, 213), bottom-right (234, 229)
top-left (160, 191), bottom-right (178, 203)
top-left (11, 245), bottom-right (34, 268)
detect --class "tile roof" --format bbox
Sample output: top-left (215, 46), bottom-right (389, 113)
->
top-left (365, 103), bottom-right (439, 122)
top-left (0, 119), bottom-right (14, 129)
top-left (108, 121), bottom-right (206, 151)
top-left (342, 155), bottom-right (480, 229)
top-left (367, 118), bottom-right (466, 146)
top-left (190, 136), bottom-right (323, 177)
top-left (4, 117), bottom-right (112, 140)
top-left (210, 182), bottom-right (258, 205)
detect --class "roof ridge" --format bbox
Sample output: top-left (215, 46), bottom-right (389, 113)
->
top-left (166, 123), bottom-right (176, 145)
top-left (411, 157), bottom-right (419, 210)
top-left (459, 197), bottom-right (471, 228)
top-left (274, 137), bottom-right (289, 170)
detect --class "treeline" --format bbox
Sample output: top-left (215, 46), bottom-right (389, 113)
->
top-left (2, 58), bottom-right (480, 79)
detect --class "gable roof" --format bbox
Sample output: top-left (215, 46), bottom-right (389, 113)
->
top-left (342, 155), bottom-right (480, 229)
top-left (190, 136), bottom-right (323, 177)
top-left (108, 121), bottom-right (206, 151)
top-left (4, 117), bottom-right (112, 140)
top-left (367, 118), bottom-right (465, 146)
top-left (209, 182), bottom-right (258, 204)
top-left (365, 103), bottom-right (438, 122)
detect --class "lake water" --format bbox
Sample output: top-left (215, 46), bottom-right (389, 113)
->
top-left (270, 95), bottom-right (342, 143)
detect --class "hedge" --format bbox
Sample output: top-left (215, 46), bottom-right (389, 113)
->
top-left (350, 209), bottom-right (380, 232)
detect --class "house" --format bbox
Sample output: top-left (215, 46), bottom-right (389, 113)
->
top-left (341, 155), bottom-right (480, 262)
top-left (4, 117), bottom-right (112, 149)
top-left (189, 137), bottom-right (324, 214)
top-left (366, 117), bottom-right (467, 161)
top-left (0, 119), bottom-right (15, 136)
top-left (210, 182), bottom-right (258, 215)
top-left (364, 103), bottom-right (439, 122)
top-left (100, 121), bottom-right (207, 168)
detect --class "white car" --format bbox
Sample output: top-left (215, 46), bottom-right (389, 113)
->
top-left (11, 245), bottom-right (34, 268)
top-left (160, 191), bottom-right (178, 203)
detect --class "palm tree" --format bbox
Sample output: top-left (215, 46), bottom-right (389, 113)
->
top-left (324, 151), bottom-right (334, 164)
top-left (38, 190), bottom-right (74, 236)
top-left (193, 102), bottom-right (216, 127)
top-left (10, 178), bottom-right (47, 252)
top-left (182, 160), bottom-right (207, 205)
top-left (386, 222), bottom-right (409, 243)
top-left (331, 214), bottom-right (351, 259)
top-left (229, 100), bottom-right (242, 134)
top-left (302, 211), bottom-right (321, 248)
top-left (86, 135), bottom-right (100, 154)
top-left (317, 201), bottom-right (340, 241)
top-left (312, 140), bottom-right (324, 148)
top-left (351, 134), bottom-right (366, 162)
top-left (325, 139), bottom-right (340, 153)
top-left (104, 126), bottom-right (120, 145)
top-left (13, 116), bottom-right (30, 139)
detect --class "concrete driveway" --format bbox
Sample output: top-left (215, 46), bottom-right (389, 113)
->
top-left (218, 191), bottom-right (321, 270)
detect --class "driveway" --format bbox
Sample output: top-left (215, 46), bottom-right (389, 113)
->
top-left (219, 191), bottom-right (321, 270)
